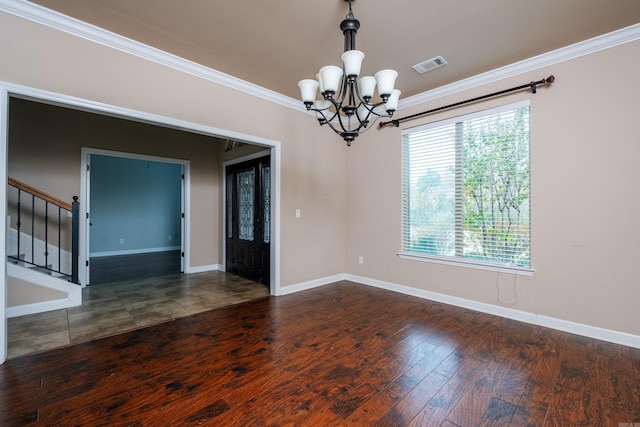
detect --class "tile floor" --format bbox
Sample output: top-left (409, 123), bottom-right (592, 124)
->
top-left (7, 271), bottom-right (270, 359)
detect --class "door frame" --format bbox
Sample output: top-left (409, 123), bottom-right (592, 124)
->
top-left (81, 148), bottom-right (189, 286)
top-left (0, 81), bottom-right (282, 363)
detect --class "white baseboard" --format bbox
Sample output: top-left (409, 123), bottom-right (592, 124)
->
top-left (282, 273), bottom-right (640, 349)
top-left (278, 274), bottom-right (346, 296)
top-left (186, 264), bottom-right (221, 274)
top-left (7, 297), bottom-right (81, 318)
top-left (90, 246), bottom-right (181, 257)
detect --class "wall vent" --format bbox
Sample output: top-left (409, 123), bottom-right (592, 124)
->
top-left (412, 56), bottom-right (447, 74)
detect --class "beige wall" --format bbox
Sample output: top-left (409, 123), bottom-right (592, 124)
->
top-left (1, 10), bottom-right (638, 340)
top-left (0, 11), bottom-right (347, 286)
top-left (345, 40), bottom-right (640, 337)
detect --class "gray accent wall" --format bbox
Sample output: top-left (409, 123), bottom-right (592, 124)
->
top-left (89, 154), bottom-right (182, 256)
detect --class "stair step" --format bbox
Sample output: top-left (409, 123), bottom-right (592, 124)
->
top-left (8, 254), bottom-right (26, 264)
top-left (8, 256), bottom-right (71, 279)
top-left (29, 265), bottom-right (54, 275)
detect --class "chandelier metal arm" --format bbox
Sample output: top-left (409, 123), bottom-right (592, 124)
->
top-left (305, 74), bottom-right (395, 141)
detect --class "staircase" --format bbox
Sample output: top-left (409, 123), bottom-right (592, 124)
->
top-left (6, 178), bottom-right (82, 318)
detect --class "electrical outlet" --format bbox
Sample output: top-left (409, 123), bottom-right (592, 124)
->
top-left (120, 238), bottom-right (124, 244)
top-left (358, 256), bottom-right (364, 265)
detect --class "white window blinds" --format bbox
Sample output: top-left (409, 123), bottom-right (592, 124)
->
top-left (401, 101), bottom-right (531, 270)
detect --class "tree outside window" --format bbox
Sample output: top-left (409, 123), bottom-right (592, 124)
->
top-left (402, 103), bottom-right (530, 268)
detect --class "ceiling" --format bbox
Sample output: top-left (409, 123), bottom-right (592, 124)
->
top-left (27, 0), bottom-right (640, 100)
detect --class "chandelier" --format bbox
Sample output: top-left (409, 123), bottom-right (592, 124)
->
top-left (297, 0), bottom-right (400, 146)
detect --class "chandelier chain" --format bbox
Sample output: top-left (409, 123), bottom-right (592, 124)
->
top-left (346, 0), bottom-right (354, 19)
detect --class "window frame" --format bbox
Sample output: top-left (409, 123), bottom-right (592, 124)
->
top-left (399, 100), bottom-right (534, 276)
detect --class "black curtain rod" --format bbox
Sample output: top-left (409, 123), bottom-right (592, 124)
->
top-left (378, 75), bottom-right (555, 129)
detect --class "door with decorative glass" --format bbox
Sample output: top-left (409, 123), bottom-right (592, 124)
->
top-left (225, 155), bottom-right (270, 285)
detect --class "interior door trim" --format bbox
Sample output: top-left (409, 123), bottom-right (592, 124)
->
top-left (81, 148), bottom-right (190, 285)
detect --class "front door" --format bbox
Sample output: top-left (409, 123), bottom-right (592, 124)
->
top-left (226, 155), bottom-right (270, 285)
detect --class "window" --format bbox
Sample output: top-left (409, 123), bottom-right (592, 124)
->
top-left (401, 101), bottom-right (532, 274)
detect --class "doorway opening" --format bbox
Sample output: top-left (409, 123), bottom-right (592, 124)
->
top-left (85, 151), bottom-right (187, 285)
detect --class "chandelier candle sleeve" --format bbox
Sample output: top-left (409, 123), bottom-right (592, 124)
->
top-left (297, 0), bottom-right (400, 145)
top-left (385, 89), bottom-right (401, 113)
top-left (374, 70), bottom-right (398, 99)
top-left (316, 73), bottom-right (325, 93)
top-left (358, 76), bottom-right (376, 100)
top-left (298, 79), bottom-right (319, 105)
top-left (319, 66), bottom-right (343, 96)
top-left (342, 50), bottom-right (365, 77)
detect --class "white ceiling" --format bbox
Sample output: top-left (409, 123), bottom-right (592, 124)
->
top-left (27, 0), bottom-right (640, 100)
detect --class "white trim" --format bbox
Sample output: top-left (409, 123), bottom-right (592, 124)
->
top-left (90, 246), bottom-right (181, 258)
top-left (398, 253), bottom-right (535, 277)
top-left (344, 274), bottom-right (640, 349)
top-left (400, 23), bottom-right (640, 110)
top-left (7, 298), bottom-right (76, 318)
top-left (277, 274), bottom-right (346, 296)
top-left (0, 0), bottom-right (304, 113)
top-left (0, 84), bottom-right (8, 364)
top-left (270, 147), bottom-right (281, 296)
top-left (187, 264), bottom-right (221, 274)
top-left (84, 148), bottom-right (191, 165)
top-left (224, 149), bottom-right (272, 167)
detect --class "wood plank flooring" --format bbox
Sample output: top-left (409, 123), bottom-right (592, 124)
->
top-left (89, 250), bottom-right (182, 284)
top-left (1, 281), bottom-right (638, 426)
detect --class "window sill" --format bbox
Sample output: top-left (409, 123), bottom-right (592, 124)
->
top-left (398, 252), bottom-right (535, 276)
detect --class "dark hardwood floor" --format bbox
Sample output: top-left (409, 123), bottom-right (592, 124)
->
top-left (1, 281), bottom-right (638, 426)
top-left (89, 250), bottom-right (182, 284)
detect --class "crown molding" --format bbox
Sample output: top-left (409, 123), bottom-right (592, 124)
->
top-left (1, 1), bottom-right (638, 113)
top-left (0, 0), bottom-right (306, 112)
top-left (400, 23), bottom-right (640, 109)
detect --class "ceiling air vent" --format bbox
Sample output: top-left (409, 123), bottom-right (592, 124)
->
top-left (412, 56), bottom-right (447, 74)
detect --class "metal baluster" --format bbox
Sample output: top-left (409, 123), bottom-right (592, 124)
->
top-left (71, 196), bottom-right (79, 284)
top-left (31, 194), bottom-right (35, 266)
top-left (44, 201), bottom-right (49, 270)
top-left (16, 189), bottom-right (21, 262)
top-left (58, 205), bottom-right (62, 274)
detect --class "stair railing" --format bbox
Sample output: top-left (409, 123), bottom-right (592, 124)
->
top-left (7, 177), bottom-right (80, 284)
